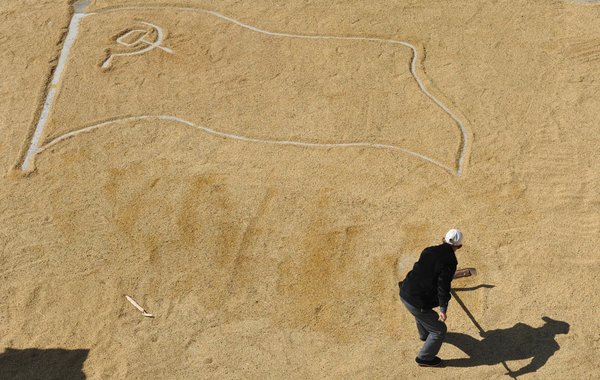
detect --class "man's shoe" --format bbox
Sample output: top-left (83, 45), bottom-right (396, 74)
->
top-left (415, 356), bottom-right (442, 367)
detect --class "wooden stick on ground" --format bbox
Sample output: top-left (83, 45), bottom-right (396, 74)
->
top-left (125, 295), bottom-right (155, 318)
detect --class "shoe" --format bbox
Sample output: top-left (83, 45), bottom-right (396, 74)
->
top-left (415, 356), bottom-right (442, 367)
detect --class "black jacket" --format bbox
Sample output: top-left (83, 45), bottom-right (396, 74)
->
top-left (400, 243), bottom-right (458, 310)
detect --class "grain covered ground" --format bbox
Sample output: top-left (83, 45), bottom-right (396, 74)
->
top-left (1, 0), bottom-right (599, 379)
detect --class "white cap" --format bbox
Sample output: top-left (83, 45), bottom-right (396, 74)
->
top-left (444, 229), bottom-right (463, 246)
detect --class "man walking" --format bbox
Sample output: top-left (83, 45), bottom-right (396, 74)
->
top-left (399, 229), bottom-right (463, 367)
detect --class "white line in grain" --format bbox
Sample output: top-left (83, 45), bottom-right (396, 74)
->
top-left (23, 2), bottom-right (470, 176)
top-left (38, 115), bottom-right (456, 174)
top-left (101, 21), bottom-right (172, 69)
top-left (98, 5), bottom-right (471, 175)
top-left (21, 6), bottom-right (90, 172)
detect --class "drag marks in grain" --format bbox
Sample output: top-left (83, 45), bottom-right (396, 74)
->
top-left (275, 191), bottom-right (384, 342)
top-left (519, 130), bottom-right (599, 240)
top-left (226, 188), bottom-right (276, 294)
top-left (174, 175), bottom-right (242, 307)
top-left (564, 37), bottom-right (600, 64)
top-left (102, 170), bottom-right (250, 306)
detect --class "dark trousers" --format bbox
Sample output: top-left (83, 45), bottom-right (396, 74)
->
top-left (401, 297), bottom-right (447, 360)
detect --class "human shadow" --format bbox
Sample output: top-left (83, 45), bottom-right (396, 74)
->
top-left (445, 317), bottom-right (569, 377)
top-left (0, 347), bottom-right (89, 380)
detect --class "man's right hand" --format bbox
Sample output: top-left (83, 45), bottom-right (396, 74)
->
top-left (438, 311), bottom-right (447, 322)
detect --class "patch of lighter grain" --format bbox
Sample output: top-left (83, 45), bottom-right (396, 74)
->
top-left (397, 255), bottom-right (414, 277)
top-left (37, 115), bottom-right (456, 175)
top-left (93, 5), bottom-right (470, 176)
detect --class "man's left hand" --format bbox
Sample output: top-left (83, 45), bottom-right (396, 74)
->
top-left (438, 312), bottom-right (447, 322)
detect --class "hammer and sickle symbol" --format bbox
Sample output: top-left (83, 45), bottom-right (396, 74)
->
top-left (101, 21), bottom-right (172, 69)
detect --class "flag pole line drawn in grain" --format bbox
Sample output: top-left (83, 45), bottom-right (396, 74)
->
top-left (20, 0), bottom-right (92, 172)
top-left (20, 2), bottom-right (470, 176)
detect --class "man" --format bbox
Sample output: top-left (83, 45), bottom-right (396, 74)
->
top-left (399, 229), bottom-right (463, 367)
